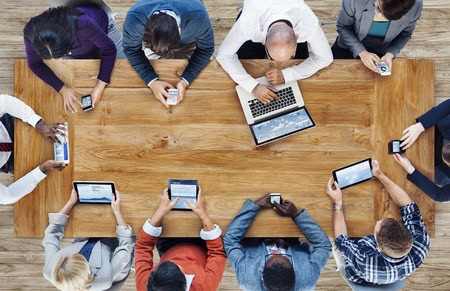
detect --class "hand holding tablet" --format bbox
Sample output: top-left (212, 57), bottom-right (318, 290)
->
top-left (332, 158), bottom-right (373, 189)
top-left (73, 181), bottom-right (116, 204)
top-left (168, 179), bottom-right (199, 210)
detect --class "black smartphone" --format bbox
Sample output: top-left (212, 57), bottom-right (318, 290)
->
top-left (81, 95), bottom-right (93, 111)
top-left (388, 140), bottom-right (405, 155)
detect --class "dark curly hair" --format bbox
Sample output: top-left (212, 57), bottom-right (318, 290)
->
top-left (147, 261), bottom-right (186, 291)
top-left (24, 6), bottom-right (80, 59)
top-left (263, 261), bottom-right (295, 291)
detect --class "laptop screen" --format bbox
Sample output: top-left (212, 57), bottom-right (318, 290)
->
top-left (250, 107), bottom-right (315, 145)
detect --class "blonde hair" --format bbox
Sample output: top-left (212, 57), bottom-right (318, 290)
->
top-left (52, 254), bottom-right (94, 291)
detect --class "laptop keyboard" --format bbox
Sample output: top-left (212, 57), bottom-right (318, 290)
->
top-left (248, 87), bottom-right (296, 118)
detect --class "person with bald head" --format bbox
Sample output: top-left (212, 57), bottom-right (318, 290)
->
top-left (217, 0), bottom-right (333, 105)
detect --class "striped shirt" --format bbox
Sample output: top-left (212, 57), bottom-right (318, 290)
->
top-left (335, 203), bottom-right (430, 284)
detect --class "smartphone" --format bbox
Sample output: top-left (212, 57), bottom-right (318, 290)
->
top-left (388, 140), bottom-right (405, 154)
top-left (376, 62), bottom-right (391, 76)
top-left (54, 123), bottom-right (69, 163)
top-left (270, 193), bottom-right (281, 204)
top-left (81, 95), bottom-right (93, 111)
top-left (167, 89), bottom-right (178, 105)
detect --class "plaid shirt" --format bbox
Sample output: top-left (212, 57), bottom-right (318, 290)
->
top-left (335, 203), bottom-right (430, 284)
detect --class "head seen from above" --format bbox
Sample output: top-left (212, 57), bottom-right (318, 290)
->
top-left (374, 218), bottom-right (413, 258)
top-left (143, 13), bottom-right (181, 58)
top-left (377, 0), bottom-right (416, 21)
top-left (24, 6), bottom-right (80, 60)
top-left (262, 255), bottom-right (295, 291)
top-left (147, 260), bottom-right (186, 291)
top-left (265, 21), bottom-right (297, 61)
top-left (442, 143), bottom-right (450, 167)
top-left (52, 254), bottom-right (94, 291)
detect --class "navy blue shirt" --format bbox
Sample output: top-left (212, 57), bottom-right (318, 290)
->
top-left (123, 0), bottom-right (214, 85)
top-left (407, 99), bottom-right (450, 202)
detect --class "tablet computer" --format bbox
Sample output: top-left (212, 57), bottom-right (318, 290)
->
top-left (73, 181), bottom-right (116, 204)
top-left (168, 179), bottom-right (199, 210)
top-left (332, 158), bottom-right (373, 189)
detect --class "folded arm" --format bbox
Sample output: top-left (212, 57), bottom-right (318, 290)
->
top-left (281, 24), bottom-right (333, 83)
top-left (336, 0), bottom-right (366, 57)
top-left (123, 12), bottom-right (158, 84)
top-left (223, 199), bottom-right (260, 284)
top-left (292, 209), bottom-right (331, 271)
top-left (0, 167), bottom-right (46, 205)
top-left (216, 21), bottom-right (259, 93)
top-left (181, 11), bottom-right (214, 84)
top-left (386, 1), bottom-right (423, 57)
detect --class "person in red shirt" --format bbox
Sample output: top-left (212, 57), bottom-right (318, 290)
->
top-left (135, 188), bottom-right (227, 291)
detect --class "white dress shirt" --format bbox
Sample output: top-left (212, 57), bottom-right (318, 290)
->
top-left (0, 94), bottom-right (46, 205)
top-left (216, 0), bottom-right (333, 94)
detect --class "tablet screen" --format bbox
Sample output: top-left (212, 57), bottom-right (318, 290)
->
top-left (77, 183), bottom-right (114, 203)
top-left (250, 108), bottom-right (315, 145)
top-left (334, 159), bottom-right (373, 189)
top-left (169, 180), bottom-right (198, 209)
top-left (393, 141), bottom-right (401, 152)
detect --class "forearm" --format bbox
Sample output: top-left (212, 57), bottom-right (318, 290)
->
top-left (114, 211), bottom-right (127, 227)
top-left (386, 31), bottom-right (412, 57)
top-left (377, 173), bottom-right (413, 207)
top-left (181, 46), bottom-right (213, 84)
top-left (0, 167), bottom-right (46, 205)
top-left (408, 169), bottom-right (450, 202)
top-left (0, 94), bottom-right (42, 127)
top-left (59, 200), bottom-right (75, 215)
top-left (333, 210), bottom-right (348, 239)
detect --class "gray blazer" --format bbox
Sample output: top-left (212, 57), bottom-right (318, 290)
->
top-left (336, 0), bottom-right (423, 57)
top-left (42, 213), bottom-right (134, 291)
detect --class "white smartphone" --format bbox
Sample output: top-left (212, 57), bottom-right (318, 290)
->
top-left (167, 89), bottom-right (178, 105)
top-left (376, 62), bottom-right (391, 76)
top-left (270, 193), bottom-right (281, 204)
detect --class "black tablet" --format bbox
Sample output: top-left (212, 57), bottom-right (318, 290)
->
top-left (73, 181), bottom-right (116, 204)
top-left (168, 179), bottom-right (199, 210)
top-left (332, 158), bottom-right (373, 189)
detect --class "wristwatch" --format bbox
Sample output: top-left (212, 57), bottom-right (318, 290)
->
top-left (334, 204), bottom-right (344, 211)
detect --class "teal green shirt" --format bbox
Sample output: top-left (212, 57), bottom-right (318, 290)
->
top-left (367, 21), bottom-right (390, 37)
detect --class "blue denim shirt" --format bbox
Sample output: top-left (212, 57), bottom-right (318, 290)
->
top-left (123, 0), bottom-right (214, 84)
top-left (223, 199), bottom-right (331, 291)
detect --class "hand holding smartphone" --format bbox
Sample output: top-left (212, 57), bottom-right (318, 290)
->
top-left (270, 193), bottom-right (281, 204)
top-left (81, 95), bottom-right (93, 111)
top-left (376, 62), bottom-right (391, 76)
top-left (167, 89), bottom-right (179, 105)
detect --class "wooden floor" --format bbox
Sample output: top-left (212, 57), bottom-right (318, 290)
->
top-left (1, 0), bottom-right (449, 290)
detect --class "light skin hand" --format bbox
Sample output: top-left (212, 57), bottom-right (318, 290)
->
top-left (149, 80), bottom-right (174, 108)
top-left (91, 80), bottom-right (107, 108)
top-left (252, 84), bottom-right (279, 105)
top-left (265, 68), bottom-right (285, 85)
top-left (186, 189), bottom-right (214, 231)
top-left (35, 120), bottom-right (66, 144)
top-left (175, 80), bottom-right (188, 105)
top-left (400, 122), bottom-right (425, 149)
top-left (359, 50), bottom-right (381, 74)
top-left (380, 52), bottom-right (394, 71)
top-left (150, 189), bottom-right (179, 227)
top-left (393, 153), bottom-right (416, 174)
top-left (59, 85), bottom-right (84, 113)
top-left (111, 191), bottom-right (127, 226)
top-left (371, 159), bottom-right (383, 178)
top-left (327, 177), bottom-right (343, 207)
top-left (59, 189), bottom-right (78, 215)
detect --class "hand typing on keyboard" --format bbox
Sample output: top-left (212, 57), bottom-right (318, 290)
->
top-left (252, 84), bottom-right (279, 104)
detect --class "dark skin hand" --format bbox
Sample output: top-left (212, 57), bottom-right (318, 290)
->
top-left (35, 120), bottom-right (66, 144)
top-left (273, 200), bottom-right (301, 218)
top-left (254, 193), bottom-right (273, 208)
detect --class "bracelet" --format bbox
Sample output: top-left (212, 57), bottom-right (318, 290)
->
top-left (334, 204), bottom-right (344, 211)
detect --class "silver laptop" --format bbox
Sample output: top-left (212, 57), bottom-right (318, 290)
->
top-left (236, 77), bottom-right (315, 146)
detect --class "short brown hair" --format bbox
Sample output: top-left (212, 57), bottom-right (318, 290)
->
top-left (377, 218), bottom-right (413, 258)
top-left (443, 143), bottom-right (450, 164)
top-left (381, 0), bottom-right (416, 21)
top-left (142, 13), bottom-right (180, 58)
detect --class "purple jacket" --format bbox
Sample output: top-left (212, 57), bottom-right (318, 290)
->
top-left (24, 6), bottom-right (117, 92)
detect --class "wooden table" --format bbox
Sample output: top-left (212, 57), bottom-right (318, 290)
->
top-left (14, 59), bottom-right (435, 238)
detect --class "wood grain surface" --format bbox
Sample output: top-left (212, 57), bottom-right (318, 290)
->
top-left (14, 58), bottom-right (435, 238)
